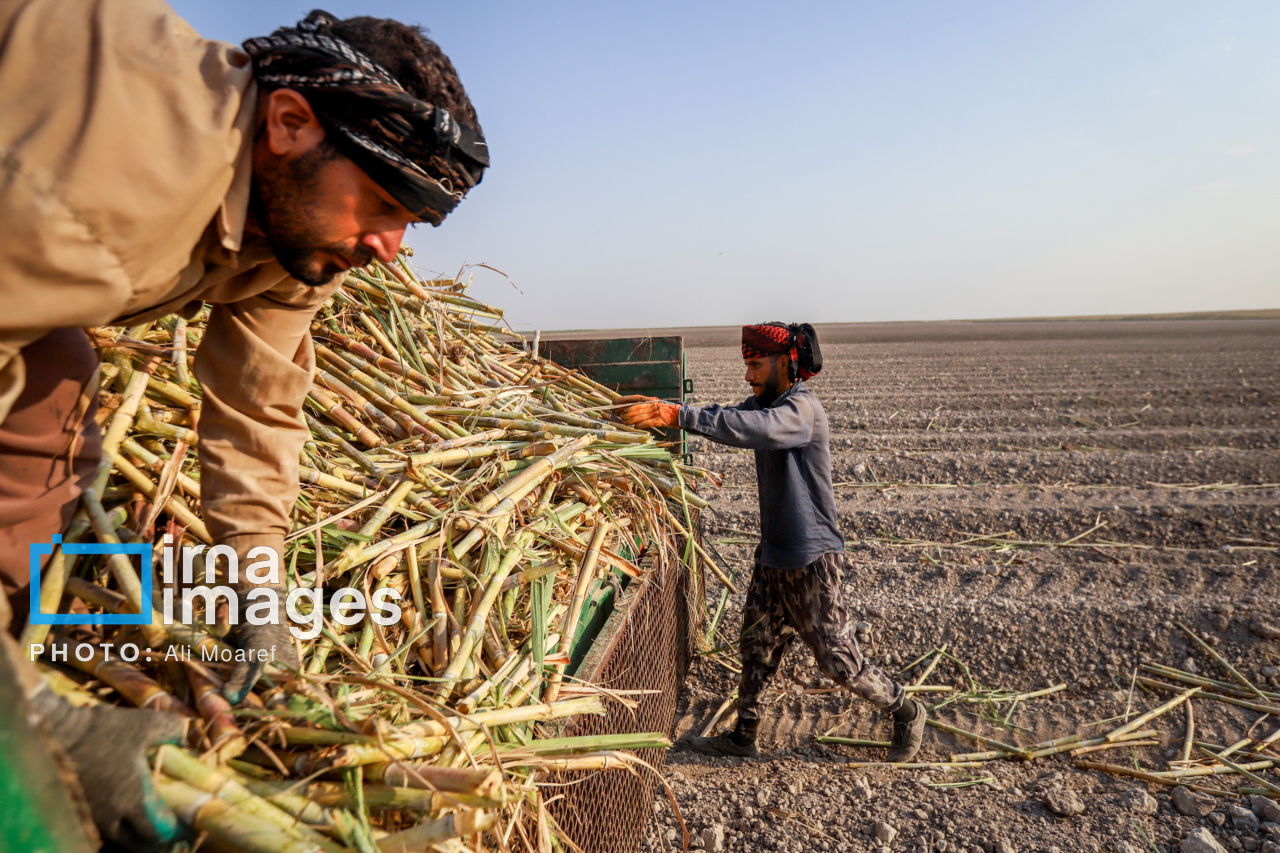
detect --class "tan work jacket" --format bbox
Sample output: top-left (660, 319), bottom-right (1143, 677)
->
top-left (0, 0), bottom-right (342, 560)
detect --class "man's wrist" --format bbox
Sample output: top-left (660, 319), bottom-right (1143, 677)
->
top-left (674, 403), bottom-right (689, 429)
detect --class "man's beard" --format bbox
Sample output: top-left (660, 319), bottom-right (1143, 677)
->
top-left (252, 146), bottom-right (373, 286)
top-left (754, 371), bottom-right (787, 406)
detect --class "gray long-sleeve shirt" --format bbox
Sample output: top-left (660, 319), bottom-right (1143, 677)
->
top-left (679, 380), bottom-right (844, 570)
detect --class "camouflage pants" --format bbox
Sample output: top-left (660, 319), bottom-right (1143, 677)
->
top-left (737, 552), bottom-right (903, 723)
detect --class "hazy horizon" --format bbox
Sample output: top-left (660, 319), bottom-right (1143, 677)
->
top-left (174, 2), bottom-right (1280, 332)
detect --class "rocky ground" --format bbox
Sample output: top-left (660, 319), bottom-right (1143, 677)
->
top-left (639, 319), bottom-right (1280, 853)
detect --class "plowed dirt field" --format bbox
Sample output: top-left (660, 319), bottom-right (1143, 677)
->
top-left (642, 319), bottom-right (1280, 853)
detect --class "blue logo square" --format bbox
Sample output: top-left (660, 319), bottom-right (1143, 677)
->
top-left (29, 535), bottom-right (154, 625)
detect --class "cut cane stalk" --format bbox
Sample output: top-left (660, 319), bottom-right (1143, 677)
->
top-left (1104, 685), bottom-right (1199, 742)
top-left (1074, 761), bottom-right (1234, 797)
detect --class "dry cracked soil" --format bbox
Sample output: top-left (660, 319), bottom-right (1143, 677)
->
top-left (637, 319), bottom-right (1280, 853)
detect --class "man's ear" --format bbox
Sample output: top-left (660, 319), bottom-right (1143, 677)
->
top-left (779, 354), bottom-right (794, 381)
top-left (261, 89), bottom-right (328, 157)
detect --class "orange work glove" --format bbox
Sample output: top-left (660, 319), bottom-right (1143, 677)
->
top-left (617, 395), bottom-right (681, 429)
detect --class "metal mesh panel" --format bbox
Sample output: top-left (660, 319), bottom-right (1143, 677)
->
top-left (548, 547), bottom-right (697, 853)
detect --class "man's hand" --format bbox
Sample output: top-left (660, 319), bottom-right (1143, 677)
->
top-left (29, 688), bottom-right (188, 847)
top-left (222, 586), bottom-right (300, 704)
top-left (223, 620), bottom-right (300, 704)
top-left (617, 395), bottom-right (680, 430)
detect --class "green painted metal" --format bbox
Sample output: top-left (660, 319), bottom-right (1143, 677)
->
top-left (539, 336), bottom-right (688, 403)
top-left (566, 568), bottom-right (627, 675)
top-left (583, 362), bottom-right (682, 394)
top-left (0, 649), bottom-right (98, 853)
top-left (540, 337), bottom-right (682, 366)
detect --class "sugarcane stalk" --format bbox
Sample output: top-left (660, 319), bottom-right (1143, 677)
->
top-left (224, 766), bottom-right (336, 828)
top-left (951, 732), bottom-right (1095, 762)
top-left (134, 412), bottom-right (199, 444)
top-left (1180, 699), bottom-right (1195, 763)
top-left (662, 509), bottom-right (736, 593)
top-left (1073, 761), bottom-right (1234, 797)
top-left (121, 437), bottom-right (202, 498)
top-left (1155, 759), bottom-right (1274, 779)
top-left (414, 409), bottom-right (649, 446)
top-left (1179, 622), bottom-right (1271, 702)
top-left (277, 780), bottom-right (494, 812)
top-left (147, 373), bottom-right (199, 409)
top-left (92, 366), bottom-right (152, 494)
top-left (304, 413), bottom-right (385, 478)
top-left (700, 692), bottom-right (739, 738)
top-left (20, 513), bottom-right (93, 647)
top-left (1104, 685), bottom-right (1199, 742)
top-left (1197, 747), bottom-right (1280, 794)
top-left (1240, 788), bottom-right (1280, 799)
top-left (476, 435), bottom-right (595, 514)
top-left (185, 662), bottom-right (247, 761)
top-left (172, 316), bottom-right (191, 386)
top-left (375, 809), bottom-right (496, 852)
top-left (316, 367), bottom-right (408, 439)
top-left (364, 763), bottom-right (504, 800)
top-left (59, 637), bottom-right (194, 717)
top-left (110, 454), bottom-right (211, 542)
top-left (1069, 739), bottom-right (1159, 757)
top-left (1137, 677), bottom-right (1280, 716)
top-left (1140, 662), bottom-right (1279, 701)
top-left (545, 522), bottom-right (609, 703)
top-left (925, 719), bottom-right (1031, 760)
top-left (155, 776), bottom-right (334, 853)
top-left (438, 530), bottom-right (535, 697)
top-left (913, 644), bottom-right (947, 687)
top-left (457, 645), bottom-right (530, 714)
top-left (157, 747), bottom-right (344, 850)
top-left (302, 736), bottom-right (449, 770)
top-left (309, 386), bottom-right (386, 448)
top-left (83, 488), bottom-right (150, 616)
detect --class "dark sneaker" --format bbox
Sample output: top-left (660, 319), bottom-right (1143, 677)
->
top-left (688, 734), bottom-right (761, 758)
top-left (887, 698), bottom-right (926, 762)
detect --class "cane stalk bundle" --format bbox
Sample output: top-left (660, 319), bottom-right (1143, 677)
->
top-left (30, 254), bottom-right (711, 851)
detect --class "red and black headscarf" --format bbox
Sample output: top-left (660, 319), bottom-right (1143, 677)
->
top-left (741, 323), bottom-right (822, 380)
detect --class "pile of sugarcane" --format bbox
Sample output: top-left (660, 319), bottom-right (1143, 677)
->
top-left (22, 253), bottom-right (722, 852)
top-left (806, 629), bottom-right (1279, 803)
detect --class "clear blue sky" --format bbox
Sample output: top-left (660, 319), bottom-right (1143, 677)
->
top-left (173, 1), bottom-right (1280, 331)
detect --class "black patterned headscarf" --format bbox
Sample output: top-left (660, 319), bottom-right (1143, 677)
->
top-left (243, 11), bottom-right (488, 226)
